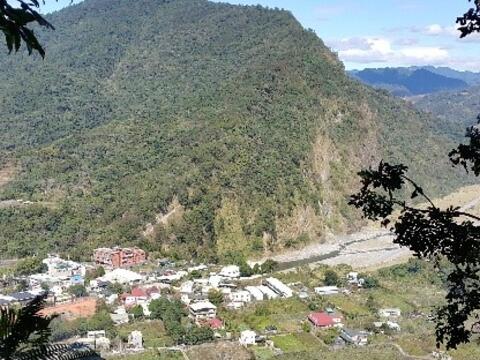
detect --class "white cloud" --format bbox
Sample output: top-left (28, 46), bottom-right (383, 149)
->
top-left (329, 37), bottom-right (450, 66)
top-left (424, 24), bottom-right (458, 36)
top-left (425, 24), bottom-right (444, 35)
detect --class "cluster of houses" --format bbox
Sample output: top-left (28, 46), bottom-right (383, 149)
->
top-left (0, 250), bottom-right (408, 354)
top-left (76, 330), bottom-right (143, 352)
top-left (0, 254), bottom-right (88, 307)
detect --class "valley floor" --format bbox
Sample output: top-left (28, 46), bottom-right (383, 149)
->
top-left (254, 184), bottom-right (480, 272)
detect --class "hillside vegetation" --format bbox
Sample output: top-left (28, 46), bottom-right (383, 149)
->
top-left (0, 0), bottom-right (467, 260)
top-left (413, 86), bottom-right (480, 142)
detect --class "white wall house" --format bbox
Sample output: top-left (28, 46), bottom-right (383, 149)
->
top-left (229, 290), bottom-right (252, 303)
top-left (245, 286), bottom-right (265, 301)
top-left (43, 254), bottom-right (86, 279)
top-left (219, 265), bottom-right (240, 278)
top-left (314, 286), bottom-right (340, 295)
top-left (257, 285), bottom-right (278, 300)
top-left (265, 277), bottom-right (293, 298)
top-left (379, 308), bottom-right (402, 318)
top-left (189, 300), bottom-right (217, 321)
top-left (99, 269), bottom-right (143, 285)
top-left (239, 330), bottom-right (256, 346)
top-left (128, 330), bottom-right (144, 349)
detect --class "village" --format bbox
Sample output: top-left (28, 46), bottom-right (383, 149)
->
top-left (1, 245), bottom-right (460, 360)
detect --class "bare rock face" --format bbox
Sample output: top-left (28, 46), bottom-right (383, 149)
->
top-left (142, 196), bottom-right (184, 237)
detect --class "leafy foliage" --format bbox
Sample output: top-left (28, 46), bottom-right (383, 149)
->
top-left (0, 0), bottom-right (59, 58)
top-left (68, 284), bottom-right (87, 298)
top-left (457, 0), bottom-right (480, 37)
top-left (128, 305), bottom-right (144, 320)
top-left (0, 295), bottom-right (57, 360)
top-left (13, 257), bottom-right (46, 276)
top-left (449, 115), bottom-right (480, 176)
top-left (350, 139), bottom-right (480, 349)
top-left (323, 269), bottom-right (340, 286)
top-left (184, 326), bottom-right (214, 345)
top-left (207, 289), bottom-right (224, 307)
top-left (148, 298), bottom-right (185, 344)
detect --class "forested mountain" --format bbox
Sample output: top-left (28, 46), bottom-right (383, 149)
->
top-left (0, 0), bottom-right (467, 261)
top-left (413, 86), bottom-right (480, 141)
top-left (418, 66), bottom-right (480, 86)
top-left (350, 67), bottom-right (469, 96)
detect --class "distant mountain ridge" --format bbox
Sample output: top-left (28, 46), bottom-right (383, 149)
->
top-left (349, 67), bottom-right (472, 96)
top-left (415, 66), bottom-right (480, 86)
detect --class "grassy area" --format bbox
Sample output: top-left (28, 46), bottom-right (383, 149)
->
top-left (274, 345), bottom-right (408, 360)
top-left (221, 297), bottom-right (311, 333)
top-left (106, 350), bottom-right (183, 360)
top-left (116, 320), bottom-right (173, 348)
top-left (271, 333), bottom-right (324, 353)
top-left (252, 347), bottom-right (276, 360)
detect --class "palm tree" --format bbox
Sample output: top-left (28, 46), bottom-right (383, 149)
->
top-left (0, 294), bottom-right (57, 360)
top-left (0, 295), bottom-right (103, 360)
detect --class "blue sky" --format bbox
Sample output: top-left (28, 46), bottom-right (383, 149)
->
top-left (41, 0), bottom-right (480, 71)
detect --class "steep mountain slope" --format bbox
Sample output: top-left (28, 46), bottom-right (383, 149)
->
top-left (413, 86), bottom-right (480, 141)
top-left (350, 67), bottom-right (468, 96)
top-left (0, 0), bottom-right (466, 260)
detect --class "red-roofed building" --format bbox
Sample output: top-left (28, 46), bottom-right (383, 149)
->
top-left (122, 288), bottom-right (148, 307)
top-left (207, 318), bottom-right (224, 330)
top-left (308, 312), bottom-right (344, 329)
top-left (131, 288), bottom-right (147, 298)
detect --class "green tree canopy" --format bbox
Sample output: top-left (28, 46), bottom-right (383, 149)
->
top-left (208, 289), bottom-right (224, 307)
top-left (323, 269), bottom-right (339, 286)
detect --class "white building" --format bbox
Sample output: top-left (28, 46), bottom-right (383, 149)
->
top-left (180, 280), bottom-right (195, 304)
top-left (188, 264), bottom-right (208, 273)
top-left (219, 265), bottom-right (240, 278)
top-left (43, 254), bottom-right (86, 279)
top-left (226, 301), bottom-right (244, 310)
top-left (379, 308), bottom-right (402, 318)
top-left (257, 285), bottom-right (278, 300)
top-left (239, 330), bottom-right (256, 346)
top-left (340, 329), bottom-right (368, 346)
top-left (87, 330), bottom-right (106, 339)
top-left (374, 321), bottom-right (401, 332)
top-left (189, 300), bottom-right (217, 321)
top-left (245, 286), bottom-right (265, 301)
top-left (209, 275), bottom-right (223, 288)
top-left (110, 306), bottom-right (129, 325)
top-left (99, 268), bottom-right (143, 285)
top-left (141, 303), bottom-right (151, 317)
top-left (158, 270), bottom-right (187, 283)
top-left (124, 296), bottom-right (137, 307)
top-left (128, 330), bottom-right (143, 350)
top-left (229, 290), bottom-right (252, 303)
top-left (314, 286), bottom-right (340, 295)
top-left (106, 294), bottom-right (118, 305)
top-left (347, 272), bottom-right (358, 282)
top-left (265, 277), bottom-right (293, 298)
